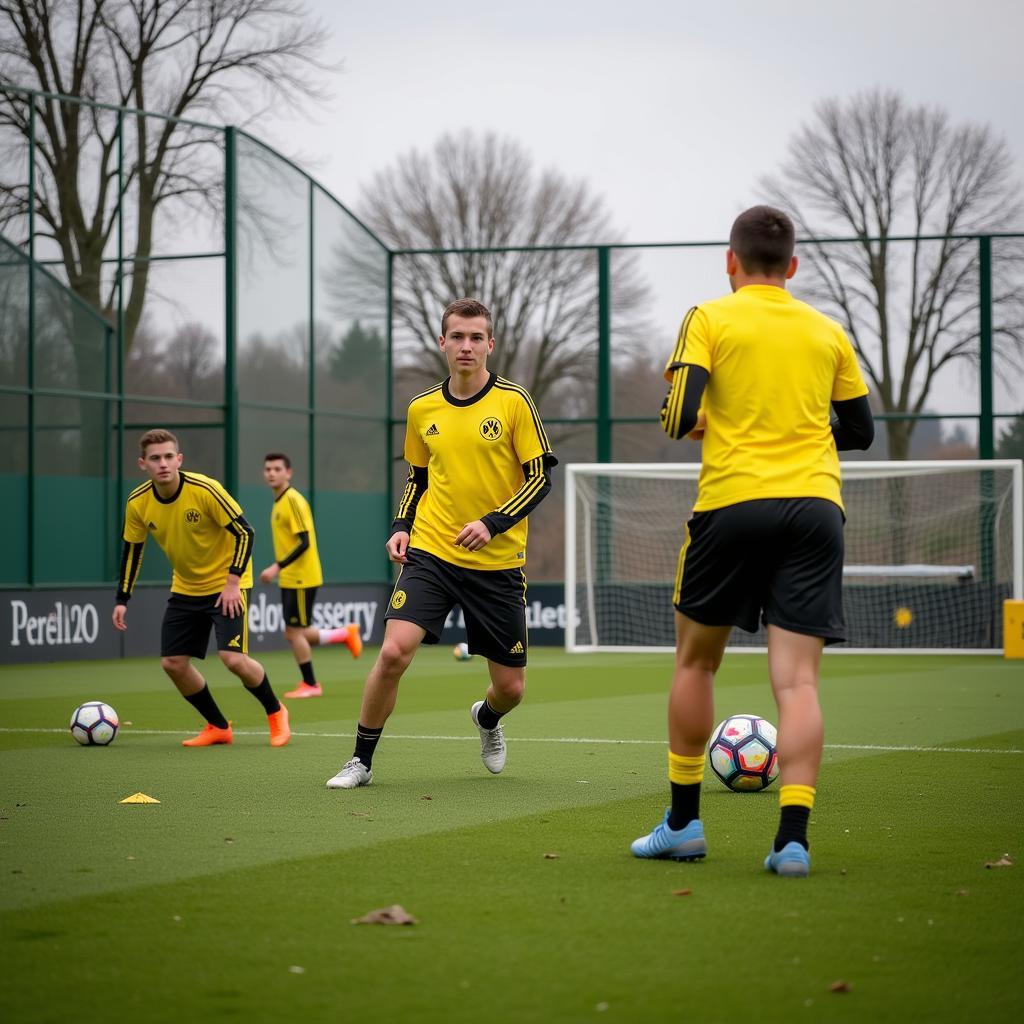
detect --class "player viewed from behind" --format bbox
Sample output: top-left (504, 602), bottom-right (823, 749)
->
top-left (112, 429), bottom-right (290, 748)
top-left (259, 453), bottom-right (362, 699)
top-left (631, 206), bottom-right (873, 876)
top-left (326, 298), bottom-right (557, 790)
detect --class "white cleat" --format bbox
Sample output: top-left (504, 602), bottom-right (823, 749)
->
top-left (470, 701), bottom-right (507, 774)
top-left (326, 757), bottom-right (373, 789)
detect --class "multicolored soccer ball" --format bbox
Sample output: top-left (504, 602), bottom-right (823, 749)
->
top-left (708, 714), bottom-right (778, 791)
top-left (70, 702), bottom-right (119, 746)
top-left (452, 642), bottom-right (472, 661)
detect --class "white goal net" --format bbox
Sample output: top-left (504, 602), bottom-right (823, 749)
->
top-left (565, 460), bottom-right (1023, 654)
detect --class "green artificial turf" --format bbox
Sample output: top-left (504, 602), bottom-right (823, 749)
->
top-left (2, 648), bottom-right (1022, 1023)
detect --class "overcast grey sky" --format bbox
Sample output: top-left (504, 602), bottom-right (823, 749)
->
top-left (253, 0), bottom-right (1024, 423)
top-left (269, 0), bottom-right (1024, 242)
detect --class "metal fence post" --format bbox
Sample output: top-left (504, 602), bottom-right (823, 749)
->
top-left (308, 178), bottom-right (316, 512)
top-left (113, 110), bottom-right (125, 586)
top-left (26, 101), bottom-right (36, 585)
top-left (385, 250), bottom-right (395, 581)
top-left (596, 247), bottom-right (613, 585)
top-left (979, 235), bottom-right (994, 459)
top-left (597, 246), bottom-right (612, 462)
top-left (224, 126), bottom-right (239, 494)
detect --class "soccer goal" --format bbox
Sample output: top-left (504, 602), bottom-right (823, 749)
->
top-left (564, 460), bottom-right (1023, 654)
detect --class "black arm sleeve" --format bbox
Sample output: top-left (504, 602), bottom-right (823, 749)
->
top-left (831, 395), bottom-right (874, 451)
top-left (225, 514), bottom-right (255, 576)
top-left (660, 364), bottom-right (709, 440)
top-left (480, 455), bottom-right (554, 536)
top-left (276, 530), bottom-right (310, 570)
top-left (391, 465), bottom-right (429, 537)
top-left (116, 540), bottom-right (145, 603)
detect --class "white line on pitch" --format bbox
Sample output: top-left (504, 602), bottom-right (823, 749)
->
top-left (1, 727), bottom-right (1021, 755)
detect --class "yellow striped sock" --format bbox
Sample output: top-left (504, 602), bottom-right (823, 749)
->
top-left (779, 784), bottom-right (816, 809)
top-left (668, 751), bottom-right (705, 785)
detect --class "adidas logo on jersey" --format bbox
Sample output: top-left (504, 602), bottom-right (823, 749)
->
top-left (228, 635), bottom-right (242, 648)
top-left (425, 424), bottom-right (439, 436)
top-left (508, 640), bottom-right (524, 655)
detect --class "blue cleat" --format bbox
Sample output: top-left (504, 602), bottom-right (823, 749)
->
top-left (765, 841), bottom-right (810, 877)
top-left (631, 811), bottom-right (707, 861)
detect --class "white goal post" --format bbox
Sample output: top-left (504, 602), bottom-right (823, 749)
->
top-left (564, 460), bottom-right (1023, 655)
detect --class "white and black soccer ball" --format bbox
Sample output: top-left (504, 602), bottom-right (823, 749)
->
top-left (69, 701), bottom-right (119, 746)
top-left (452, 641), bottom-right (472, 662)
top-left (708, 714), bottom-right (778, 791)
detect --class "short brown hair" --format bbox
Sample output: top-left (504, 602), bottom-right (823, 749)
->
top-left (441, 298), bottom-right (493, 337)
top-left (729, 206), bottom-right (795, 276)
top-left (139, 429), bottom-right (179, 455)
top-left (264, 452), bottom-right (292, 468)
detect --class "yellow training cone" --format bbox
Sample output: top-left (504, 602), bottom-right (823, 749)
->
top-left (119, 792), bottom-right (160, 804)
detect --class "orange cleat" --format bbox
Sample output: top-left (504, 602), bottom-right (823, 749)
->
top-left (182, 722), bottom-right (233, 747)
top-left (344, 623), bottom-right (363, 659)
top-left (268, 704), bottom-right (291, 747)
top-left (283, 682), bottom-right (323, 699)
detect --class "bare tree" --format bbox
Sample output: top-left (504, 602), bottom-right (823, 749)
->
top-left (354, 132), bottom-right (649, 411)
top-left (762, 90), bottom-right (1024, 460)
top-left (0, 0), bottom-right (332, 350)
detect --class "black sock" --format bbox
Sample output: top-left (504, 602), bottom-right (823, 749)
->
top-left (475, 699), bottom-right (505, 731)
top-left (185, 684), bottom-right (229, 729)
top-left (246, 673), bottom-right (281, 715)
top-left (299, 661), bottom-right (317, 687)
top-left (668, 782), bottom-right (701, 830)
top-left (774, 805), bottom-right (811, 851)
top-left (353, 723), bottom-right (383, 769)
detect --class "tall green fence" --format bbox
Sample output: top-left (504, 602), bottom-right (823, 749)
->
top-left (1, 87), bottom-right (391, 589)
top-left (1, 87), bottom-right (1022, 588)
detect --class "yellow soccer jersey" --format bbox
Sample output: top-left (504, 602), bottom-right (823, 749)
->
top-left (665, 285), bottom-right (868, 512)
top-left (271, 486), bottom-right (323, 588)
top-left (121, 471), bottom-right (254, 595)
top-left (401, 373), bottom-right (554, 569)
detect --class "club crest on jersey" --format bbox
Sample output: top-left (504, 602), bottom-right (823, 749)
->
top-left (480, 417), bottom-right (503, 440)
top-left (184, 508), bottom-right (202, 524)
top-left (391, 589), bottom-right (407, 609)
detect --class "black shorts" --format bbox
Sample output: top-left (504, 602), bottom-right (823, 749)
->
top-left (161, 591), bottom-right (250, 658)
top-left (674, 498), bottom-right (846, 644)
top-left (386, 549), bottom-right (528, 667)
top-left (281, 587), bottom-right (318, 628)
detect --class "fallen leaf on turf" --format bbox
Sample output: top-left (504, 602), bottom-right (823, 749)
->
top-left (349, 811), bottom-right (372, 818)
top-left (829, 981), bottom-right (852, 993)
top-left (544, 852), bottom-right (560, 859)
top-left (352, 904), bottom-right (418, 925)
top-left (126, 855), bottom-right (135, 861)
top-left (984, 855), bottom-right (1012, 868)
top-left (956, 889), bottom-right (970, 896)
top-left (288, 965), bottom-right (305, 974)
top-left (224, 837), bottom-right (235, 844)
top-left (672, 888), bottom-right (692, 896)
top-left (421, 795), bottom-right (433, 800)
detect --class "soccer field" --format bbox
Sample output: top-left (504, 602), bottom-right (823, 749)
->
top-left (2, 648), bottom-right (1022, 1023)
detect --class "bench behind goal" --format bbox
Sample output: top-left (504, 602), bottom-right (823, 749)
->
top-left (564, 460), bottom-right (1023, 654)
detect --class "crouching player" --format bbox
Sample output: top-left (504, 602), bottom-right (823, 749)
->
top-left (112, 429), bottom-right (290, 747)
